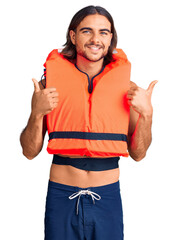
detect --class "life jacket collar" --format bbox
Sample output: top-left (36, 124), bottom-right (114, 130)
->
top-left (74, 63), bottom-right (105, 94)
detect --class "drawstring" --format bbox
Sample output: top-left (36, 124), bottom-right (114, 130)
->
top-left (68, 189), bottom-right (101, 215)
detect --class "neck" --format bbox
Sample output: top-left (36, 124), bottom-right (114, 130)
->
top-left (76, 56), bottom-right (104, 79)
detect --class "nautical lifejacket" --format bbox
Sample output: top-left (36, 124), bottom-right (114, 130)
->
top-left (44, 48), bottom-right (131, 157)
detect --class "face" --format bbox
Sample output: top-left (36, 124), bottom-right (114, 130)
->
top-left (70, 14), bottom-right (113, 63)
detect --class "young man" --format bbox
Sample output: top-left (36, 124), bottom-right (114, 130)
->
top-left (20, 5), bottom-right (157, 240)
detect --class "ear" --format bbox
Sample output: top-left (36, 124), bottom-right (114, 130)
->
top-left (70, 30), bottom-right (76, 45)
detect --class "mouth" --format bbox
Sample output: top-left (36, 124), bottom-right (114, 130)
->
top-left (86, 45), bottom-right (103, 52)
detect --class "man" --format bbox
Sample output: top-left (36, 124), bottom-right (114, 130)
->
top-left (20, 5), bottom-right (157, 240)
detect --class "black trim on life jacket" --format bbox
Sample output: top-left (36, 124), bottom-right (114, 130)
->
top-left (75, 64), bottom-right (105, 94)
top-left (49, 131), bottom-right (128, 142)
top-left (40, 68), bottom-right (46, 88)
top-left (52, 154), bottom-right (120, 171)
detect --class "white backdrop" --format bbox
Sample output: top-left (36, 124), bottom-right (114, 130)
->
top-left (1, 0), bottom-right (177, 239)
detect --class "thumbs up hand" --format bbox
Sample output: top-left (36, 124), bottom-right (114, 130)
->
top-left (127, 80), bottom-right (158, 117)
top-left (32, 78), bottom-right (41, 93)
top-left (31, 78), bottom-right (59, 117)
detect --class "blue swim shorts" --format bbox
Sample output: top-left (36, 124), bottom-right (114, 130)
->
top-left (44, 180), bottom-right (124, 240)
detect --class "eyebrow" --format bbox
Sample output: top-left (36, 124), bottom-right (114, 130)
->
top-left (79, 27), bottom-right (111, 33)
top-left (100, 29), bottom-right (111, 33)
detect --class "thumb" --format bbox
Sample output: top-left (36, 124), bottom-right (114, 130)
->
top-left (32, 78), bottom-right (40, 93)
top-left (147, 80), bottom-right (158, 94)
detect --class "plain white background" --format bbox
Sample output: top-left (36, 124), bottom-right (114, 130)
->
top-left (1, 0), bottom-right (177, 239)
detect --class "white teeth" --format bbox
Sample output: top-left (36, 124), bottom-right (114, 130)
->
top-left (90, 46), bottom-right (99, 50)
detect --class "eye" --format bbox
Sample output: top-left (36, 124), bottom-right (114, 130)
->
top-left (82, 30), bottom-right (91, 34)
top-left (100, 31), bottom-right (108, 36)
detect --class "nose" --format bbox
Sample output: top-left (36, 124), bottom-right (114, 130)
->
top-left (90, 32), bottom-right (100, 44)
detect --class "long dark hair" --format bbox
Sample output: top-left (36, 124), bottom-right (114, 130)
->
top-left (61, 5), bottom-right (117, 65)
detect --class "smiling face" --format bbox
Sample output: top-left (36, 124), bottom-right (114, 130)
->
top-left (70, 14), bottom-right (113, 63)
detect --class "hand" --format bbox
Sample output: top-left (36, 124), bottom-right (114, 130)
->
top-left (127, 80), bottom-right (158, 117)
top-left (31, 78), bottom-right (59, 117)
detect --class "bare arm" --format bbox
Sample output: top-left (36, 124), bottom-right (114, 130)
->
top-left (20, 79), bottom-right (59, 159)
top-left (127, 80), bottom-right (157, 161)
top-left (20, 114), bottom-right (47, 160)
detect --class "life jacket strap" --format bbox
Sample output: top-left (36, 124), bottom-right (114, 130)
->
top-left (49, 131), bottom-right (127, 142)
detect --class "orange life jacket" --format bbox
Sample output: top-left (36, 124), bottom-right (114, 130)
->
top-left (44, 48), bottom-right (131, 157)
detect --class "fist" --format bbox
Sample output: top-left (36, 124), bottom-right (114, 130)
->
top-left (127, 80), bottom-right (158, 116)
top-left (31, 78), bottom-right (59, 117)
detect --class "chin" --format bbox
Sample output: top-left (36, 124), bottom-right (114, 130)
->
top-left (85, 53), bottom-right (105, 62)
